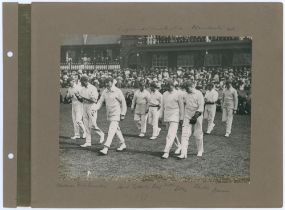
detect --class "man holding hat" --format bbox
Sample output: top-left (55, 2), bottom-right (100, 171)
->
top-left (131, 81), bottom-right (150, 137)
top-left (92, 77), bottom-right (127, 155)
top-left (75, 75), bottom-right (105, 147)
top-left (178, 80), bottom-right (204, 159)
top-left (222, 80), bottom-right (238, 137)
top-left (66, 77), bottom-right (86, 139)
top-left (147, 82), bottom-right (163, 140)
top-left (160, 79), bottom-right (184, 159)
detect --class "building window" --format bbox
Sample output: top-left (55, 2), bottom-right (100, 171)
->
top-left (177, 54), bottom-right (194, 67)
top-left (152, 54), bottom-right (168, 68)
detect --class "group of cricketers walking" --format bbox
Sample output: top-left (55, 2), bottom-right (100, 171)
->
top-left (65, 74), bottom-right (238, 159)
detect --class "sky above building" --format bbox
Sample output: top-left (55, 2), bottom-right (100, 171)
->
top-left (62, 35), bottom-right (121, 45)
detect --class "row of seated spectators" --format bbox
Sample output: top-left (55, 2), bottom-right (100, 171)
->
top-left (65, 55), bottom-right (120, 65)
top-left (138, 35), bottom-right (251, 45)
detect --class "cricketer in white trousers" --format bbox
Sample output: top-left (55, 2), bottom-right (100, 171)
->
top-left (131, 89), bottom-right (150, 135)
top-left (222, 87), bottom-right (238, 135)
top-left (80, 83), bottom-right (104, 145)
top-left (180, 89), bottom-right (205, 157)
top-left (175, 88), bottom-right (187, 151)
top-left (147, 89), bottom-right (163, 138)
top-left (204, 88), bottom-right (219, 133)
top-left (160, 89), bottom-right (184, 154)
top-left (92, 85), bottom-right (127, 148)
top-left (66, 84), bottom-right (86, 138)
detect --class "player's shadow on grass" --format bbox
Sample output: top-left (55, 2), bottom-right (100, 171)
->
top-left (121, 148), bottom-right (163, 158)
top-left (60, 143), bottom-right (104, 153)
top-left (123, 133), bottom-right (145, 138)
top-left (59, 135), bottom-right (87, 140)
top-left (59, 135), bottom-right (72, 139)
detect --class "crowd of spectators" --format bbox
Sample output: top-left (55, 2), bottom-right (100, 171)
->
top-left (60, 65), bottom-right (251, 115)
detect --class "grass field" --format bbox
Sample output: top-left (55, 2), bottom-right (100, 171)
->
top-left (59, 103), bottom-right (250, 183)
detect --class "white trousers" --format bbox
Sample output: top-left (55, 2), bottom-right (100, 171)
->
top-left (222, 107), bottom-right (234, 134)
top-left (82, 104), bottom-right (104, 144)
top-left (163, 122), bottom-right (179, 153)
top-left (180, 117), bottom-right (204, 155)
top-left (134, 113), bottom-right (148, 134)
top-left (148, 107), bottom-right (161, 137)
top-left (104, 121), bottom-right (125, 148)
top-left (204, 104), bottom-right (216, 132)
top-left (72, 102), bottom-right (86, 137)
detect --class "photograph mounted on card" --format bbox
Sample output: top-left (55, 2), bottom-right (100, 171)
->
top-left (59, 34), bottom-right (251, 184)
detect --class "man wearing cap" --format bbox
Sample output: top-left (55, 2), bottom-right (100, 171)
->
top-left (204, 83), bottom-right (219, 134)
top-left (147, 82), bottom-right (163, 140)
top-left (92, 77), bottom-right (127, 155)
top-left (160, 79), bottom-right (184, 159)
top-left (131, 81), bottom-right (150, 137)
top-left (66, 77), bottom-right (87, 139)
top-left (178, 80), bottom-right (204, 159)
top-left (222, 80), bottom-right (238, 137)
top-left (75, 76), bottom-right (105, 147)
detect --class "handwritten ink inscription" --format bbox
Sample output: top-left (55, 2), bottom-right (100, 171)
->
top-left (192, 24), bottom-right (235, 31)
top-left (58, 181), bottom-right (230, 194)
top-left (116, 25), bottom-right (235, 33)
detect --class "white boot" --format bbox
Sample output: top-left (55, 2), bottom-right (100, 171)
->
top-left (71, 135), bottom-right (80, 140)
top-left (177, 147), bottom-right (187, 159)
top-left (100, 147), bottom-right (108, 155)
top-left (174, 147), bottom-right (181, 155)
top-left (82, 133), bottom-right (87, 139)
top-left (117, 143), bottom-right (126, 151)
top-left (225, 132), bottom-right (231, 137)
top-left (80, 142), bottom-right (91, 147)
top-left (139, 133), bottom-right (145, 137)
top-left (177, 153), bottom-right (187, 159)
top-left (161, 152), bottom-right (169, 159)
top-left (197, 151), bottom-right (203, 157)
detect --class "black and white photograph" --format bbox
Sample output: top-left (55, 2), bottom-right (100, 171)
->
top-left (59, 35), bottom-right (252, 183)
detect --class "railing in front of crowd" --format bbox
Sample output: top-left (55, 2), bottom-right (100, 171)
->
top-left (60, 62), bottom-right (121, 71)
